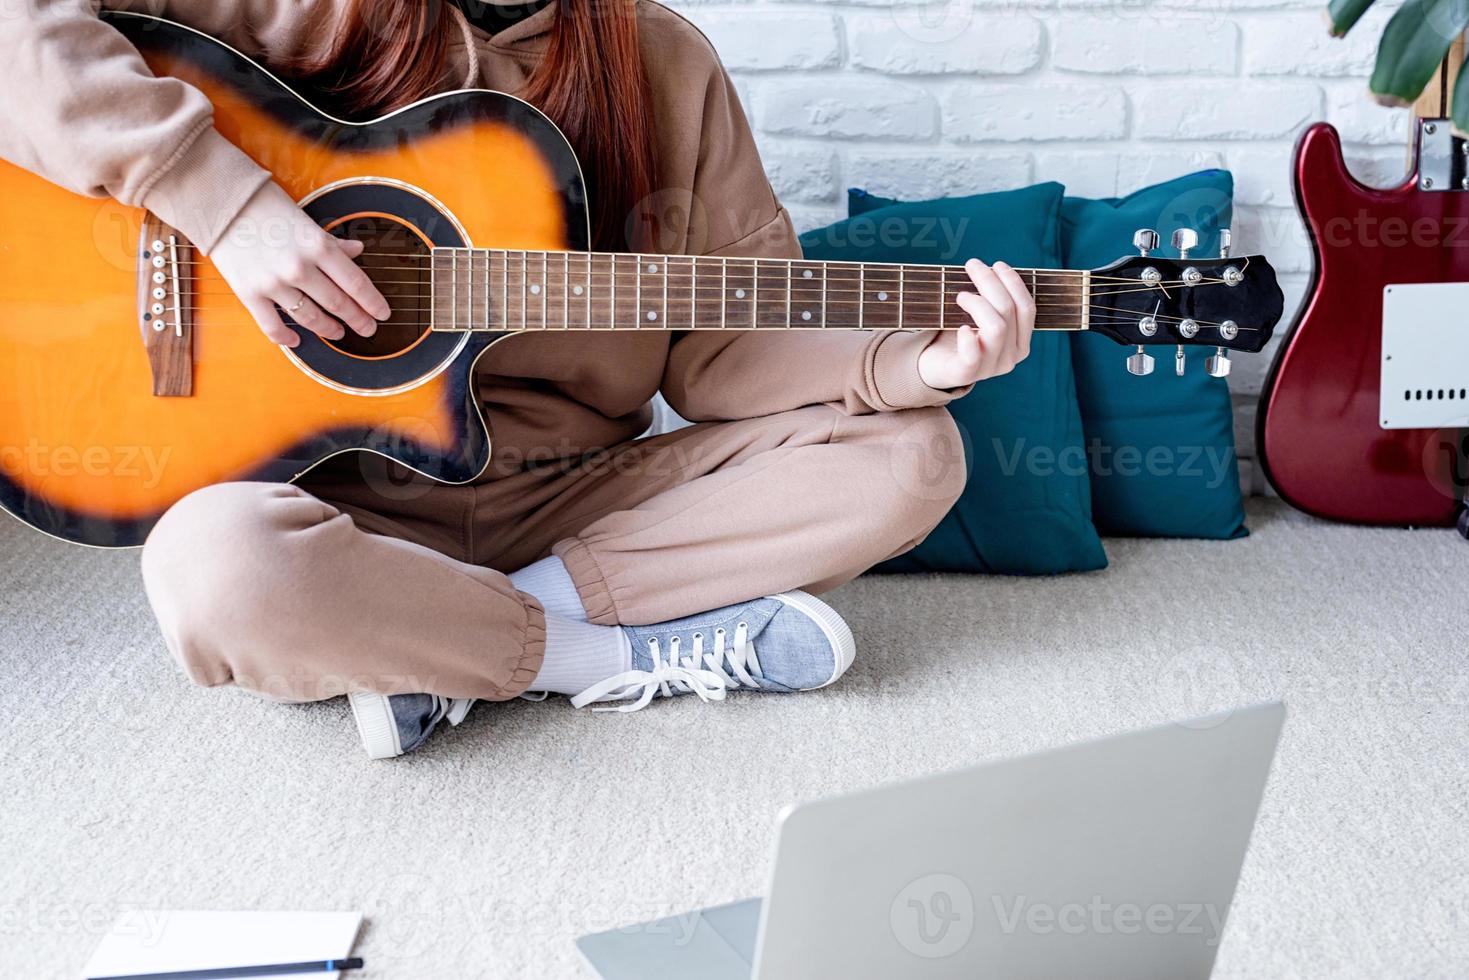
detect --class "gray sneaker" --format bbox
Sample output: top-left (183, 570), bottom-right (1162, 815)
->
top-left (348, 692), bottom-right (474, 759)
top-left (570, 590), bottom-right (855, 712)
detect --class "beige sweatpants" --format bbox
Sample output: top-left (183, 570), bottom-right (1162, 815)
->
top-left (140, 404), bottom-right (966, 703)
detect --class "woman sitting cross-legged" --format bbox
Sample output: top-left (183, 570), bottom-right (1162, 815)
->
top-left (3, 0), bottom-right (1033, 757)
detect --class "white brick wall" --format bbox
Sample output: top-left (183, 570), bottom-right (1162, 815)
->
top-left (666, 0), bottom-right (1416, 474)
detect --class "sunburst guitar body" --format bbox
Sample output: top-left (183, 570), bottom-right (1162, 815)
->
top-left (0, 12), bottom-right (587, 547)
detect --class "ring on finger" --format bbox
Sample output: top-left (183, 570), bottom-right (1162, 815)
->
top-left (283, 292), bottom-right (309, 315)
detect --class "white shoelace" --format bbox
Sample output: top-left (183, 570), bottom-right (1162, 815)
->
top-left (569, 623), bottom-right (764, 713)
top-left (427, 696), bottom-right (475, 730)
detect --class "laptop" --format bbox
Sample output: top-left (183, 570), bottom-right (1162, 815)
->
top-left (577, 702), bottom-right (1285, 980)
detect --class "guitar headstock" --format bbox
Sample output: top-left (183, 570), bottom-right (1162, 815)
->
top-left (1086, 228), bottom-right (1284, 378)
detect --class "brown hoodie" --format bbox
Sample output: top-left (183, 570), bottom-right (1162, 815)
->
top-left (0, 0), bottom-right (965, 466)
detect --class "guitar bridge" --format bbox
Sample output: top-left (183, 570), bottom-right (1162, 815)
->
top-left (137, 214), bottom-right (194, 397)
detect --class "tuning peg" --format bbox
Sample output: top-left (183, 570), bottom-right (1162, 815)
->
top-left (1218, 229), bottom-right (1232, 259)
top-left (1126, 346), bottom-right (1155, 376)
top-left (1132, 229), bottom-right (1160, 257)
top-left (1206, 348), bottom-right (1232, 378)
top-left (1171, 228), bottom-right (1198, 259)
top-left (1175, 345), bottom-right (1187, 376)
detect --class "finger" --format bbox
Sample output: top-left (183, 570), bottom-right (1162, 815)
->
top-left (245, 296), bottom-right (300, 348)
top-left (956, 322), bottom-right (982, 367)
top-left (336, 238), bottom-right (365, 259)
top-left (300, 265), bottom-right (377, 337)
top-left (967, 259), bottom-right (1019, 363)
top-left (956, 291), bottom-right (1008, 353)
top-left (965, 259), bottom-right (1017, 325)
top-left (275, 291), bottom-right (344, 341)
top-left (320, 239), bottom-right (391, 324)
top-left (992, 262), bottom-right (1035, 360)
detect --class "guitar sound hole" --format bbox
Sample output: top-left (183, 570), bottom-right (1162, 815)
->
top-left (321, 214), bottom-right (433, 359)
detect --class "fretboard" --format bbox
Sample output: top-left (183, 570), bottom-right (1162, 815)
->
top-left (426, 249), bottom-right (1090, 334)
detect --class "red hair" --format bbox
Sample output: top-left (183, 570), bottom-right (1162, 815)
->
top-left (305, 0), bottom-right (658, 251)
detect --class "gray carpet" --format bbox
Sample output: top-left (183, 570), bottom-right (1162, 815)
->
top-left (2, 500), bottom-right (1467, 979)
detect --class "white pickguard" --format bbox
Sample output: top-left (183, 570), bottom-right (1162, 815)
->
top-left (1380, 283), bottom-right (1469, 430)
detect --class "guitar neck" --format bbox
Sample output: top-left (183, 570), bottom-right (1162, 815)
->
top-left (425, 248), bottom-right (1091, 333)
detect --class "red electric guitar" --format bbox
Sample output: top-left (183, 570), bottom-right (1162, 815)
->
top-left (1258, 115), bottom-right (1469, 527)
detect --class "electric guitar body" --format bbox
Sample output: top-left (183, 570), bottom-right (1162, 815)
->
top-left (0, 12), bottom-right (587, 548)
top-left (1257, 122), bottom-right (1469, 526)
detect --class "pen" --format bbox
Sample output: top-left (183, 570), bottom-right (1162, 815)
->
top-left (88, 957), bottom-right (364, 980)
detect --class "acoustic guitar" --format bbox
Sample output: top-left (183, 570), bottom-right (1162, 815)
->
top-left (0, 13), bottom-right (1285, 548)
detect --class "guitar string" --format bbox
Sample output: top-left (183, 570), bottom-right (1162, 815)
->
top-left (159, 253), bottom-right (1227, 288)
top-left (156, 270), bottom-right (1233, 314)
top-left (162, 263), bottom-right (1234, 300)
top-left (173, 291), bottom-right (1219, 307)
top-left (166, 291), bottom-right (1231, 320)
top-left (343, 248), bottom-right (1247, 286)
top-left (161, 252), bottom-right (1236, 283)
top-left (170, 271), bottom-right (1217, 290)
top-left (161, 300), bottom-right (1229, 323)
top-left (151, 259), bottom-right (1244, 329)
top-left (160, 264), bottom-right (1177, 290)
top-left (312, 250), bottom-right (1171, 281)
top-left (172, 278), bottom-right (1227, 301)
top-left (151, 303), bottom-right (1248, 332)
top-left (161, 262), bottom-right (1216, 291)
top-left (154, 283), bottom-right (1237, 322)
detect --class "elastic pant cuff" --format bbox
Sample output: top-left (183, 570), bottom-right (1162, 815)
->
top-left (492, 593), bottom-right (547, 700)
top-left (551, 537), bottom-right (619, 626)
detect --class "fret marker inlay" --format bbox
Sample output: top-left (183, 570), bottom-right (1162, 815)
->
top-left (530, 284), bottom-right (541, 295)
top-left (736, 289), bottom-right (746, 299)
top-left (878, 291), bottom-right (888, 302)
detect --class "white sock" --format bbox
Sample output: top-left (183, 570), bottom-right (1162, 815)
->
top-left (509, 556), bottom-right (588, 623)
top-left (530, 615), bottom-right (631, 696)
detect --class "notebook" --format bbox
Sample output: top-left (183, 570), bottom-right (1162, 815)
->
top-left (82, 910), bottom-right (364, 979)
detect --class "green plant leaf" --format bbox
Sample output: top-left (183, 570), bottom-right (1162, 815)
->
top-left (1452, 50), bottom-right (1469, 133)
top-left (1328, 0), bottom-right (1377, 37)
top-left (1370, 0), bottom-right (1469, 104)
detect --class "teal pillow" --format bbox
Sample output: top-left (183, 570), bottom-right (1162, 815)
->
top-left (805, 183), bottom-right (1107, 575)
top-left (1060, 172), bottom-right (1246, 539)
top-left (850, 173), bottom-right (1247, 540)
